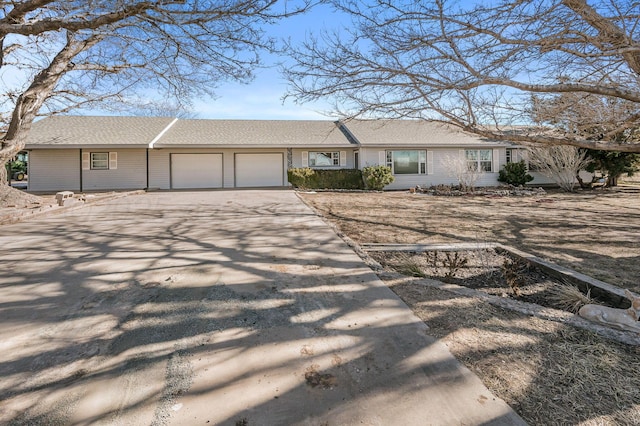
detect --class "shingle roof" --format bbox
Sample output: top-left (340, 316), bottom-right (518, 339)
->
top-left (25, 116), bottom-right (176, 147)
top-left (24, 116), bottom-right (510, 149)
top-left (154, 119), bottom-right (353, 148)
top-left (341, 119), bottom-right (511, 147)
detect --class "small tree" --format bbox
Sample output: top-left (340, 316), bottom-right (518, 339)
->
top-left (582, 150), bottom-right (640, 187)
top-left (361, 165), bottom-right (394, 190)
top-left (441, 154), bottom-right (481, 192)
top-left (525, 146), bottom-right (592, 192)
top-left (498, 161), bottom-right (534, 186)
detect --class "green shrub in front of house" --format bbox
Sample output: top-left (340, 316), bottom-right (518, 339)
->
top-left (498, 160), bottom-right (534, 186)
top-left (361, 165), bottom-right (394, 190)
top-left (288, 168), bottom-right (364, 189)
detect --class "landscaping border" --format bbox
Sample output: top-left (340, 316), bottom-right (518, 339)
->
top-left (359, 242), bottom-right (640, 346)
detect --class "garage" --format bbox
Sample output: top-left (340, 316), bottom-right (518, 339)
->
top-left (171, 153), bottom-right (223, 189)
top-left (235, 153), bottom-right (284, 187)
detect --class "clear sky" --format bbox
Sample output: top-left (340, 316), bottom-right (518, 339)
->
top-left (190, 3), bottom-right (347, 121)
top-left (192, 1), bottom-right (479, 121)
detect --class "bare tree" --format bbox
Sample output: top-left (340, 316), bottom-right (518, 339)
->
top-left (525, 145), bottom-right (592, 192)
top-left (532, 90), bottom-right (640, 145)
top-left (285, 0), bottom-right (640, 152)
top-left (440, 153), bottom-right (481, 192)
top-left (0, 0), bottom-right (310, 183)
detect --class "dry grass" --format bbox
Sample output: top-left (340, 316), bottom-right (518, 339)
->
top-left (396, 255), bottom-right (428, 278)
top-left (300, 189), bottom-right (640, 292)
top-left (548, 284), bottom-right (597, 313)
top-left (387, 277), bottom-right (640, 425)
top-left (301, 190), bottom-right (640, 425)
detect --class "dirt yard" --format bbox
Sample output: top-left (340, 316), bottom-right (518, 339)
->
top-left (300, 188), bottom-right (640, 425)
top-left (301, 188), bottom-right (640, 292)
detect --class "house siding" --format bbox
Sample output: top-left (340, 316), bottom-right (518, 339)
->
top-left (148, 148), bottom-right (289, 189)
top-left (360, 147), bottom-right (505, 190)
top-left (81, 149), bottom-right (147, 190)
top-left (529, 170), bottom-right (594, 186)
top-left (28, 149), bottom-right (81, 192)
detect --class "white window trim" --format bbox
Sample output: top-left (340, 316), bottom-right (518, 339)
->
top-left (90, 152), bottom-right (109, 170)
top-left (305, 151), bottom-right (347, 167)
top-left (426, 151), bottom-right (434, 175)
top-left (84, 151), bottom-right (117, 170)
top-left (385, 150), bottom-right (428, 175)
top-left (465, 149), bottom-right (494, 173)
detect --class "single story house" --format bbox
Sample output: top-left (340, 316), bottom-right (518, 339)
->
top-left (24, 116), bottom-right (555, 192)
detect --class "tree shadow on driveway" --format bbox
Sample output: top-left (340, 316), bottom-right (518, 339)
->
top-left (0, 191), bottom-right (521, 425)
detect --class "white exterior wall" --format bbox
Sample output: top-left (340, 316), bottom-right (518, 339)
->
top-left (505, 148), bottom-right (594, 186)
top-left (148, 148), bottom-right (288, 189)
top-left (529, 170), bottom-right (594, 186)
top-left (81, 149), bottom-right (147, 190)
top-left (360, 147), bottom-right (505, 190)
top-left (290, 148), bottom-right (357, 169)
top-left (28, 149), bottom-right (81, 192)
top-left (529, 172), bottom-right (556, 185)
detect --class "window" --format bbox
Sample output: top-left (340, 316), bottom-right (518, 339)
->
top-left (507, 148), bottom-right (539, 171)
top-left (386, 150), bottom-right (427, 174)
top-left (91, 152), bottom-right (109, 170)
top-left (465, 149), bottom-right (492, 172)
top-left (309, 151), bottom-right (339, 166)
top-left (82, 151), bottom-right (117, 171)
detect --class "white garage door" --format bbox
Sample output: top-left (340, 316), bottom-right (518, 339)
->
top-left (235, 153), bottom-right (284, 187)
top-left (171, 153), bottom-right (223, 189)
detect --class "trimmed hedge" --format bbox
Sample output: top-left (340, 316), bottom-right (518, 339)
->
top-left (287, 168), bottom-right (364, 190)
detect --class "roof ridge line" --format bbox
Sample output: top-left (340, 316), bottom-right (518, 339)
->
top-left (149, 118), bottom-right (179, 149)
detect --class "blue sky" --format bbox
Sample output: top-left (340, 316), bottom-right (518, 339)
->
top-left (0, 3), bottom-right (349, 122)
top-left (191, 3), bottom-right (347, 121)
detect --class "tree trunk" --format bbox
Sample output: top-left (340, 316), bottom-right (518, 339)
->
top-left (0, 32), bottom-right (99, 184)
top-left (576, 173), bottom-right (597, 189)
top-left (0, 163), bottom-right (7, 185)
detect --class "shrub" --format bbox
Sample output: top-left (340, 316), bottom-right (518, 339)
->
top-left (361, 165), bottom-right (394, 190)
top-left (287, 167), bottom-right (315, 189)
top-left (498, 160), bottom-right (534, 186)
top-left (440, 154), bottom-right (480, 192)
top-left (287, 168), bottom-right (364, 189)
top-left (526, 145), bottom-right (592, 192)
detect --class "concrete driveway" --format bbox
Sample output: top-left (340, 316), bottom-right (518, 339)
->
top-left (0, 190), bottom-right (524, 425)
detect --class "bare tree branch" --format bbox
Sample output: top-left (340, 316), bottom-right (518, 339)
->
top-left (0, 0), bottom-right (313, 183)
top-left (285, 0), bottom-right (640, 152)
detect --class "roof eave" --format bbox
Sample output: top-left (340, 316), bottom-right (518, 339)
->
top-left (360, 143), bottom-right (513, 148)
top-left (152, 144), bottom-right (357, 149)
top-left (25, 144), bottom-right (149, 149)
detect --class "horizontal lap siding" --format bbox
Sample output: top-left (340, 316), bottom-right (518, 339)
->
top-left (29, 149), bottom-right (81, 192)
top-left (529, 172), bottom-right (556, 185)
top-left (148, 149), bottom-right (170, 189)
top-left (82, 149), bottom-right (147, 190)
top-left (529, 170), bottom-right (594, 186)
top-left (360, 147), bottom-right (504, 190)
